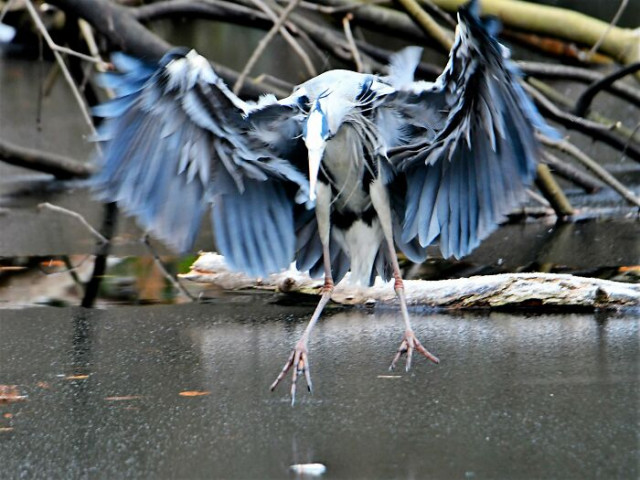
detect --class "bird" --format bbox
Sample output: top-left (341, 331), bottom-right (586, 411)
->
top-left (91, 0), bottom-right (556, 405)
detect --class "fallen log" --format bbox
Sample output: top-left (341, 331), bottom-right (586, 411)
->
top-left (181, 253), bottom-right (640, 310)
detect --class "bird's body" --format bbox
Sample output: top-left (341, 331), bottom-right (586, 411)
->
top-left (91, 0), bottom-right (556, 404)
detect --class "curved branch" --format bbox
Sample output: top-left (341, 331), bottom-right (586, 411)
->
top-left (523, 82), bottom-right (640, 163)
top-left (518, 62), bottom-right (640, 107)
top-left (574, 62), bottom-right (640, 117)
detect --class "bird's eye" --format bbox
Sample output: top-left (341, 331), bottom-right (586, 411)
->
top-left (297, 95), bottom-right (311, 110)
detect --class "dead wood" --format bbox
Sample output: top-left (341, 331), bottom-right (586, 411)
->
top-left (181, 253), bottom-right (640, 310)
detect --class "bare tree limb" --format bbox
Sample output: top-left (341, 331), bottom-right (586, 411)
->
top-left (534, 164), bottom-right (574, 217)
top-left (541, 150), bottom-right (603, 194)
top-left (539, 135), bottom-right (640, 208)
top-left (523, 81), bottom-right (640, 162)
top-left (24, 0), bottom-right (98, 135)
top-left (48, 0), bottom-right (280, 98)
top-left (394, 0), bottom-right (453, 50)
top-left (574, 62), bottom-right (640, 117)
top-left (182, 253), bottom-right (640, 309)
top-left (585, 0), bottom-right (628, 60)
top-left (518, 62), bottom-right (640, 107)
top-left (248, 0), bottom-right (316, 78)
top-left (0, 138), bottom-right (94, 179)
top-left (38, 203), bottom-right (108, 244)
top-left (142, 236), bottom-right (196, 302)
top-left (342, 13), bottom-right (365, 72)
top-left (233, 0), bottom-right (303, 94)
top-left (425, 0), bottom-right (640, 66)
top-left (527, 77), bottom-right (640, 145)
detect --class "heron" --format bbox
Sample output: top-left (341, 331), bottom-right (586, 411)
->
top-left (91, 0), bottom-right (555, 404)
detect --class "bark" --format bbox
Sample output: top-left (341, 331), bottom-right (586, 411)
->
top-left (425, 0), bottom-right (640, 65)
top-left (48, 0), bottom-right (278, 97)
top-left (181, 253), bottom-right (640, 309)
top-left (0, 138), bottom-right (94, 179)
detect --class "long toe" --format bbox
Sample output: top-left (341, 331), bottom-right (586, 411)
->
top-left (271, 343), bottom-right (313, 405)
top-left (390, 330), bottom-right (438, 371)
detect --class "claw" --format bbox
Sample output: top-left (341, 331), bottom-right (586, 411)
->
top-left (390, 329), bottom-right (439, 371)
top-left (271, 341), bottom-right (313, 406)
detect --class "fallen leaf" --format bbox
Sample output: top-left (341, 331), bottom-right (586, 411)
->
top-left (3, 413), bottom-right (13, 419)
top-left (179, 390), bottom-right (211, 397)
top-left (0, 385), bottom-right (27, 404)
top-left (105, 395), bottom-right (143, 401)
top-left (40, 260), bottom-right (66, 268)
top-left (64, 374), bottom-right (89, 381)
top-left (619, 266), bottom-right (640, 272)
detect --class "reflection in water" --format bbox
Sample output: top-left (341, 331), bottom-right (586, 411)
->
top-left (0, 304), bottom-right (637, 478)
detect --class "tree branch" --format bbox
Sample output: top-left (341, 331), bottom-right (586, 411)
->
top-left (182, 253), bottom-right (640, 309)
top-left (522, 81), bottom-right (640, 162)
top-left (394, 0), bottom-right (453, 51)
top-left (0, 137), bottom-right (94, 179)
top-left (518, 62), bottom-right (640, 107)
top-left (574, 62), bottom-right (640, 117)
top-left (539, 135), bottom-right (640, 208)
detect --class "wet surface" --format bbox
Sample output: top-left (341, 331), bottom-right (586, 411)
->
top-left (0, 301), bottom-right (638, 479)
top-left (1, 3), bottom-right (640, 479)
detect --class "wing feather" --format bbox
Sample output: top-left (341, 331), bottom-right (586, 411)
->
top-left (383, 0), bottom-right (556, 259)
top-left (92, 49), bottom-right (307, 275)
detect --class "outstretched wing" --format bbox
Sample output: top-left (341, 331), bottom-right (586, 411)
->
top-left (92, 49), bottom-right (308, 276)
top-left (380, 0), bottom-right (556, 260)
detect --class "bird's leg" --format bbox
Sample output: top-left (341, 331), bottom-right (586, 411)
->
top-left (269, 248), bottom-right (334, 405)
top-left (271, 183), bottom-right (333, 405)
top-left (369, 178), bottom-right (439, 372)
top-left (387, 256), bottom-right (439, 371)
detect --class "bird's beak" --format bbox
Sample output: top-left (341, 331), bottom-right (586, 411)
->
top-left (307, 146), bottom-right (324, 202)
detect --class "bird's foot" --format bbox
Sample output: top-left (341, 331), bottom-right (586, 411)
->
top-left (389, 329), bottom-right (439, 372)
top-left (270, 339), bottom-right (312, 406)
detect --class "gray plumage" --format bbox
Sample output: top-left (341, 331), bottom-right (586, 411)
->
top-left (91, 0), bottom-right (556, 403)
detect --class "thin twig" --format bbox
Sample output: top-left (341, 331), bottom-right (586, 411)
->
top-left (23, 0), bottom-right (98, 135)
top-left (38, 202), bottom-right (108, 244)
top-left (233, 0), bottom-right (303, 94)
top-left (342, 13), bottom-right (364, 72)
top-left (538, 135), bottom-right (640, 208)
top-left (291, 0), bottom-right (389, 14)
top-left (523, 80), bottom-right (640, 162)
top-left (527, 77), bottom-right (640, 144)
top-left (247, 0), bottom-right (316, 78)
top-left (541, 150), bottom-right (602, 194)
top-left (62, 256), bottom-right (86, 296)
top-left (526, 189), bottom-right (550, 208)
top-left (586, 0), bottom-right (628, 60)
top-left (142, 236), bottom-right (196, 302)
top-left (394, 0), bottom-right (453, 51)
top-left (417, 0), bottom-right (456, 28)
top-left (519, 61), bottom-right (640, 107)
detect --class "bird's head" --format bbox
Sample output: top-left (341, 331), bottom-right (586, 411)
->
top-left (303, 99), bottom-right (330, 202)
